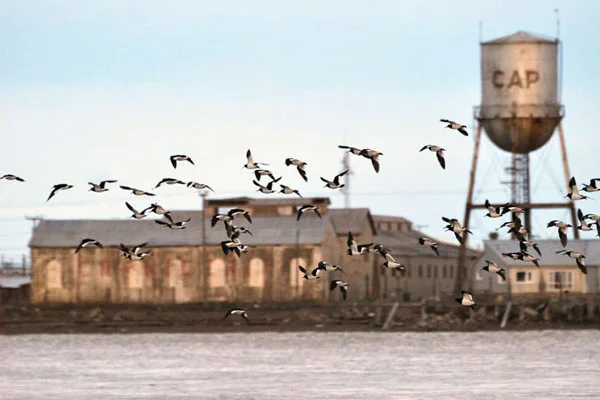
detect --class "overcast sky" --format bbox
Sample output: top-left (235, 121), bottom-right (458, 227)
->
top-left (1, 1), bottom-right (599, 262)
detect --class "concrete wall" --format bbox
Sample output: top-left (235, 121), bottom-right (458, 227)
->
top-left (31, 244), bottom-right (327, 305)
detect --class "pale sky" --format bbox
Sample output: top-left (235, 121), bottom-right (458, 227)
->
top-left (1, 1), bottom-right (599, 262)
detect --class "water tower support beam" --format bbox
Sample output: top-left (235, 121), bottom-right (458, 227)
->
top-left (557, 122), bottom-right (579, 239)
top-left (454, 123), bottom-right (483, 296)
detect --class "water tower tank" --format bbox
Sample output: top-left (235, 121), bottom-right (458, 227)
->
top-left (480, 31), bottom-right (563, 154)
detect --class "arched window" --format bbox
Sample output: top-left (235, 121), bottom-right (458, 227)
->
top-left (210, 258), bottom-right (226, 288)
top-left (168, 259), bottom-right (183, 288)
top-left (46, 260), bottom-right (62, 289)
top-left (248, 258), bottom-right (265, 288)
top-left (289, 257), bottom-right (306, 288)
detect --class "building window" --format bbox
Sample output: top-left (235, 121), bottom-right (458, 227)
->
top-left (248, 258), bottom-right (265, 288)
top-left (427, 265), bottom-right (431, 278)
top-left (418, 265), bottom-right (423, 278)
top-left (289, 258), bottom-right (306, 288)
top-left (433, 266), bottom-right (438, 279)
top-left (442, 265), bottom-right (447, 278)
top-left (46, 260), bottom-right (62, 289)
top-left (449, 265), bottom-right (454, 278)
top-left (515, 271), bottom-right (533, 283)
top-left (548, 271), bottom-right (573, 290)
top-left (210, 259), bottom-right (226, 288)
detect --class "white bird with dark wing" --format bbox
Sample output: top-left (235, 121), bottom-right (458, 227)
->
top-left (382, 252), bottom-right (405, 271)
top-left (566, 176), bottom-right (588, 200)
top-left (254, 169), bottom-right (278, 181)
top-left (170, 154), bottom-right (194, 169)
top-left (330, 280), bottom-right (349, 300)
top-left (88, 180), bottom-right (117, 193)
top-left (155, 216), bottom-right (191, 230)
top-left (297, 204), bottom-right (321, 221)
top-left (120, 242), bottom-right (151, 261)
top-left (225, 223), bottom-right (253, 239)
top-left (547, 220), bottom-right (572, 247)
top-left (440, 119), bottom-right (468, 136)
top-left (519, 239), bottom-right (542, 256)
top-left (442, 217), bottom-right (472, 244)
top-left (502, 251), bottom-right (540, 267)
top-left (298, 265), bottom-right (320, 280)
top-left (337, 145), bottom-right (363, 155)
top-left (223, 308), bottom-right (248, 323)
top-left (419, 145), bottom-right (446, 169)
top-left (125, 202), bottom-right (149, 219)
top-left (321, 170), bottom-right (348, 189)
top-left (346, 231), bottom-right (372, 256)
top-left (315, 261), bottom-right (344, 274)
top-left (0, 174), bottom-right (25, 182)
top-left (484, 199), bottom-right (508, 218)
top-left (556, 250), bottom-right (587, 274)
top-left (155, 178), bottom-right (185, 188)
top-left (455, 291), bottom-right (476, 308)
top-left (186, 182), bottom-right (214, 192)
top-left (243, 149), bottom-right (268, 170)
top-left (47, 183), bottom-right (74, 201)
top-left (582, 178), bottom-right (600, 193)
top-left (359, 149), bottom-right (383, 173)
top-left (228, 208), bottom-right (253, 224)
top-left (285, 158), bottom-right (308, 182)
top-left (74, 238), bottom-right (103, 254)
top-left (211, 213), bottom-right (233, 227)
top-left (279, 184), bottom-right (302, 197)
top-left (576, 208), bottom-right (594, 232)
top-left (120, 185), bottom-right (155, 196)
top-left (221, 237), bottom-right (243, 257)
top-left (481, 260), bottom-right (506, 281)
top-left (253, 177), bottom-right (281, 194)
top-left (143, 203), bottom-right (170, 217)
top-left (418, 237), bottom-right (439, 256)
top-left (503, 205), bottom-right (525, 216)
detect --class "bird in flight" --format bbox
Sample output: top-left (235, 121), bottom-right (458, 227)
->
top-left (581, 178), bottom-right (600, 193)
top-left (419, 145), bottom-right (446, 169)
top-left (576, 208), bottom-right (594, 232)
top-left (418, 237), bottom-right (439, 256)
top-left (519, 238), bottom-right (542, 256)
top-left (155, 178), bottom-right (185, 188)
top-left (155, 216), bottom-right (191, 230)
top-left (120, 185), bottom-right (155, 196)
top-left (120, 242), bottom-right (152, 261)
top-left (279, 184), bottom-right (302, 198)
top-left (315, 261), bottom-right (344, 274)
top-left (0, 174), bottom-right (25, 182)
top-left (223, 308), bottom-right (249, 323)
top-left (442, 217), bottom-right (472, 244)
top-left (254, 169), bottom-right (278, 182)
top-left (125, 202), bottom-right (149, 220)
top-left (346, 231), bottom-right (372, 256)
top-left (556, 249), bottom-right (587, 274)
top-left (455, 291), bottom-right (476, 308)
top-left (547, 220), bottom-right (572, 247)
top-left (359, 149), bottom-right (384, 173)
top-left (187, 182), bottom-right (215, 192)
top-left (440, 119), bottom-right (468, 136)
top-left (298, 265), bottom-right (320, 280)
top-left (321, 170), bottom-right (349, 189)
top-left (253, 178), bottom-right (281, 194)
top-left (566, 177), bottom-right (588, 200)
top-left (244, 149), bottom-right (268, 170)
top-left (297, 205), bottom-right (321, 221)
top-left (480, 260), bottom-right (506, 281)
top-left (330, 280), bottom-right (349, 300)
top-left (88, 180), bottom-right (117, 193)
top-left (337, 145), bottom-right (362, 155)
top-left (484, 199), bottom-right (509, 218)
top-left (285, 158), bottom-right (308, 182)
top-left (74, 238), bottom-right (103, 254)
top-left (170, 154), bottom-right (194, 169)
top-left (47, 183), bottom-right (74, 201)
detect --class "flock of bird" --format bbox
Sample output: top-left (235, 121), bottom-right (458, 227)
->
top-left (2, 117), bottom-right (596, 320)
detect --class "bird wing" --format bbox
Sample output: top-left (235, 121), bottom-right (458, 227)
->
top-left (298, 265), bottom-right (307, 274)
top-left (558, 228), bottom-right (568, 247)
top-left (170, 156), bottom-right (177, 169)
top-left (296, 208), bottom-right (303, 221)
top-left (458, 127), bottom-right (468, 136)
top-left (246, 149), bottom-right (254, 164)
top-left (497, 270), bottom-right (506, 281)
top-left (442, 217), bottom-right (452, 223)
top-left (568, 176), bottom-right (577, 194)
top-left (384, 252), bottom-right (396, 263)
top-left (120, 185), bottom-right (133, 191)
top-left (533, 244), bottom-right (542, 257)
top-left (314, 208), bottom-right (321, 219)
top-left (440, 119), bottom-right (452, 123)
top-left (340, 286), bottom-right (348, 300)
top-left (125, 202), bottom-right (138, 214)
top-left (454, 232), bottom-right (465, 244)
top-left (220, 241), bottom-right (230, 255)
top-left (577, 208), bottom-right (584, 223)
top-left (436, 151), bottom-right (446, 169)
top-left (297, 166), bottom-right (308, 182)
top-left (155, 220), bottom-right (167, 226)
top-left (320, 177), bottom-right (330, 184)
top-left (432, 246), bottom-right (440, 257)
top-left (252, 180), bottom-right (264, 188)
top-left (46, 187), bottom-right (58, 201)
top-left (419, 145), bottom-right (429, 152)
top-left (576, 258), bottom-right (587, 274)
top-left (329, 280), bottom-right (338, 291)
top-left (370, 157), bottom-right (380, 173)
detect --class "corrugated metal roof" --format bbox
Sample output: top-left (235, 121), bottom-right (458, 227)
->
top-left (0, 276), bottom-right (31, 288)
top-left (328, 208), bottom-right (376, 236)
top-left (29, 214), bottom-right (330, 248)
top-left (482, 31), bottom-right (556, 45)
top-left (484, 240), bottom-right (600, 266)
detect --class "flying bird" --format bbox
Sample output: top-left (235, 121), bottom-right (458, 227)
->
top-left (382, 252), bottom-right (405, 271)
top-left (143, 203), bottom-right (170, 217)
top-left (481, 260), bottom-right (506, 281)
top-left (186, 182), bottom-right (215, 192)
top-left (279, 184), bottom-right (302, 197)
top-left (297, 205), bottom-right (321, 221)
top-left (315, 261), bottom-right (344, 274)
top-left (519, 239), bottom-right (542, 256)
top-left (155, 217), bottom-right (191, 230)
top-left (285, 158), bottom-right (308, 182)
top-left (455, 291), bottom-right (476, 308)
top-left (120, 185), bottom-right (155, 196)
top-left (228, 208), bottom-right (253, 224)
top-left (254, 169), bottom-right (278, 181)
top-left (359, 149), bottom-right (383, 173)
top-left (566, 176), bottom-right (588, 200)
top-left (244, 149), bottom-right (268, 169)
top-left (88, 180), bottom-right (117, 193)
top-left (419, 145), bottom-right (446, 169)
top-left (442, 217), bottom-right (472, 244)
top-left (298, 265), bottom-right (320, 280)
top-left (125, 202), bottom-right (149, 219)
top-left (547, 220), bottom-right (572, 247)
top-left (330, 280), bottom-right (349, 300)
top-left (484, 199), bottom-right (509, 218)
top-left (576, 208), bottom-right (594, 232)
top-left (225, 224), bottom-right (253, 239)
top-left (440, 119), bottom-right (468, 136)
top-left (556, 249), bottom-right (587, 274)
top-left (502, 251), bottom-right (540, 267)
top-left (170, 154), bottom-right (194, 169)
top-left (347, 231), bottom-right (372, 256)
top-left (74, 238), bottom-right (103, 254)
top-left (47, 183), bottom-right (74, 201)
top-left (120, 242), bottom-right (151, 260)
top-left (155, 178), bottom-right (185, 188)
top-left (503, 205), bottom-right (525, 216)
top-left (253, 177), bottom-right (282, 194)
top-left (223, 308), bottom-right (249, 323)
top-left (0, 174), bottom-right (25, 182)
top-left (582, 178), bottom-right (600, 193)
top-left (211, 213), bottom-right (233, 227)
top-left (321, 170), bottom-right (349, 189)
top-left (418, 237), bottom-right (439, 256)
top-left (221, 237), bottom-right (243, 257)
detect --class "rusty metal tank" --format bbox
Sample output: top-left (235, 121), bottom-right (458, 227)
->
top-left (479, 31), bottom-right (563, 154)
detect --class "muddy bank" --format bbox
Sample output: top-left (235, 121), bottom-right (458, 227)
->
top-left (1, 301), bottom-right (598, 334)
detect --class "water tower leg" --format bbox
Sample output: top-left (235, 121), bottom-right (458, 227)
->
top-left (557, 122), bottom-right (579, 239)
top-left (455, 123), bottom-right (483, 295)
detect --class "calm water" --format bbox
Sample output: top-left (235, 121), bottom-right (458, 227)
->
top-left (2, 331), bottom-right (599, 399)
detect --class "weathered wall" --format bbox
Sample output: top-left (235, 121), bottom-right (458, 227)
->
top-left (31, 244), bottom-right (327, 305)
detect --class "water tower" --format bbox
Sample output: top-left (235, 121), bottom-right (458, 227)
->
top-left (455, 31), bottom-right (578, 292)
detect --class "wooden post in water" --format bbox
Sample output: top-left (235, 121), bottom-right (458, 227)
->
top-left (500, 301), bottom-right (512, 329)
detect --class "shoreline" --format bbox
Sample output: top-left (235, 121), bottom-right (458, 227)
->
top-left (2, 302), bottom-right (598, 334)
